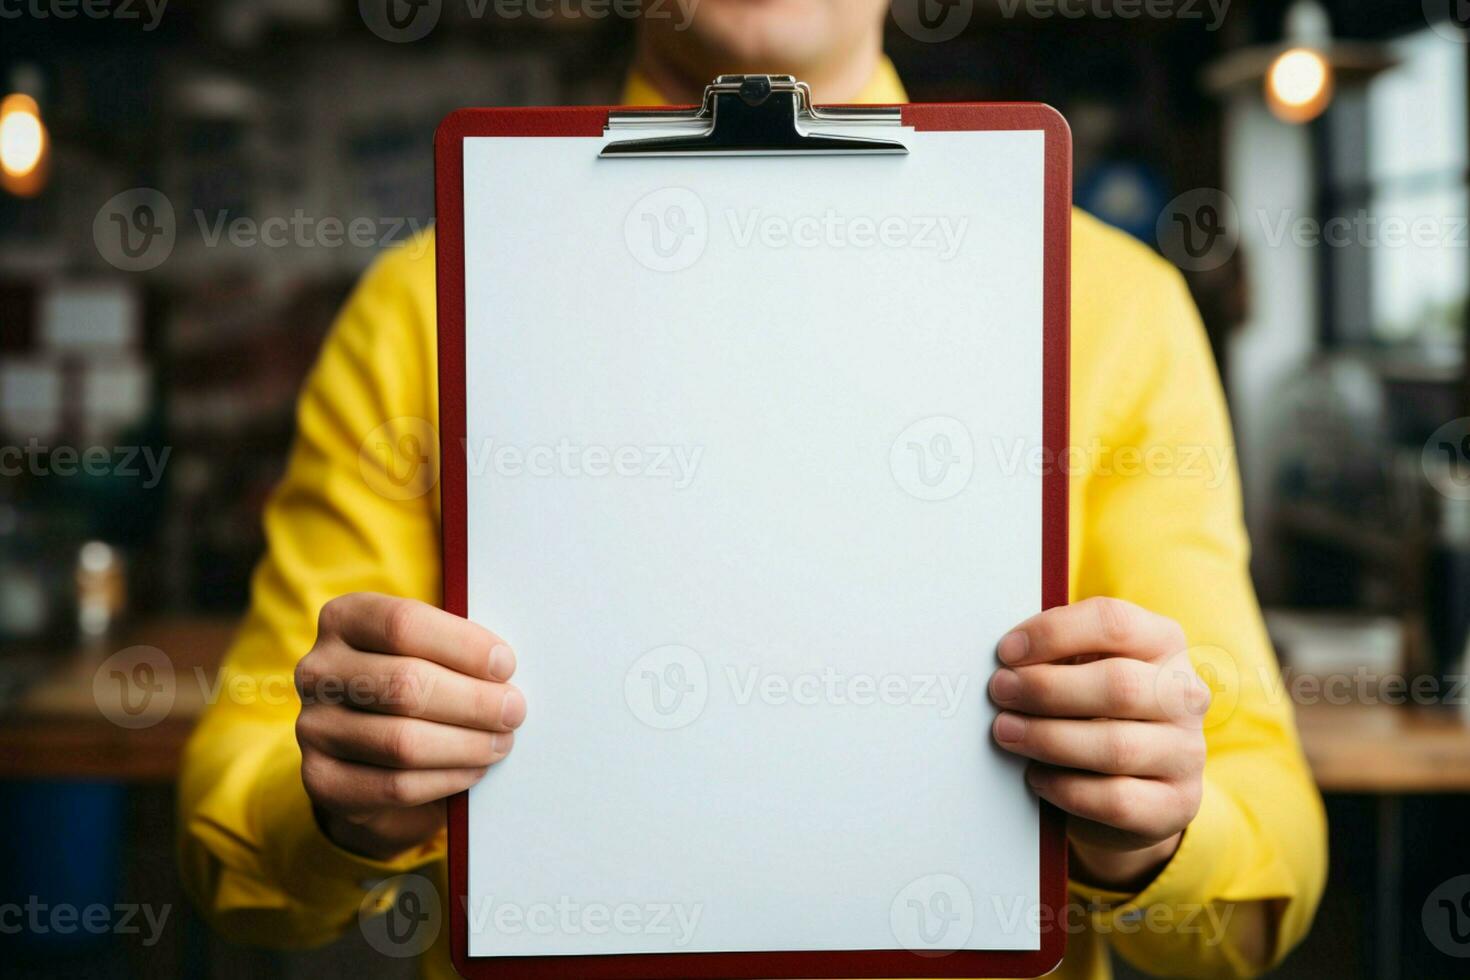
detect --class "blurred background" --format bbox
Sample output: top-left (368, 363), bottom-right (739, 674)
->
top-left (2, 0), bottom-right (1469, 977)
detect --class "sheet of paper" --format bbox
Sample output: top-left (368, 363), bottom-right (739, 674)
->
top-left (461, 126), bottom-right (1046, 957)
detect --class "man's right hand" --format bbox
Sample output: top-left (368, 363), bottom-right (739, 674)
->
top-left (293, 593), bottom-right (525, 860)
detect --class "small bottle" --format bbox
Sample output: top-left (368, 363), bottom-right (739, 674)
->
top-left (76, 541), bottom-right (125, 641)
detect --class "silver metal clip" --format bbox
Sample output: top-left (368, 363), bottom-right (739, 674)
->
top-left (600, 75), bottom-right (907, 158)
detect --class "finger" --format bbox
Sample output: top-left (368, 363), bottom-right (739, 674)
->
top-left (301, 748), bottom-right (489, 814)
top-left (320, 593), bottom-right (515, 681)
top-left (992, 714), bottom-right (1200, 778)
top-left (997, 597), bottom-right (1186, 667)
top-left (1025, 765), bottom-right (1197, 842)
top-left (990, 658), bottom-right (1177, 721)
top-left (297, 704), bottom-right (515, 770)
top-left (299, 646), bottom-right (527, 731)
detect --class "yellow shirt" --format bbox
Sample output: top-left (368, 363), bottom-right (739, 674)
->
top-left (178, 61), bottom-right (1326, 979)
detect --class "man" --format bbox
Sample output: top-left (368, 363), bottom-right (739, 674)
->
top-left (179, 2), bottom-right (1326, 977)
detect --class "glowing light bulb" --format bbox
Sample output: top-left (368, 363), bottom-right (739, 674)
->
top-left (1266, 48), bottom-right (1333, 124)
top-left (0, 94), bottom-right (44, 177)
top-left (0, 93), bottom-right (48, 196)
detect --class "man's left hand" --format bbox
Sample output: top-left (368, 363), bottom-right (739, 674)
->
top-left (989, 597), bottom-right (1212, 892)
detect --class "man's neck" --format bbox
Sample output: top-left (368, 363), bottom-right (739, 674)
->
top-left (632, 38), bottom-right (882, 105)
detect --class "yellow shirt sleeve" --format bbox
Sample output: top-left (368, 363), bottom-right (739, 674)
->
top-left (177, 233), bottom-right (446, 948)
top-left (1065, 213), bottom-right (1327, 976)
top-left (177, 214), bottom-right (1327, 978)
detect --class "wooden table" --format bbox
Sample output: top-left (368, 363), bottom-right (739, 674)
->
top-left (1296, 700), bottom-right (1470, 793)
top-left (0, 617), bottom-right (236, 782)
top-left (1294, 700), bottom-right (1470, 980)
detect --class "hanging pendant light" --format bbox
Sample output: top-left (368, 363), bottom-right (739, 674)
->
top-left (0, 67), bottom-right (49, 198)
top-left (1203, 0), bottom-right (1395, 125)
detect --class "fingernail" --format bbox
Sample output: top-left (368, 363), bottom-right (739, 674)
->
top-left (500, 689), bottom-right (527, 729)
top-left (490, 643), bottom-right (515, 680)
top-left (990, 668), bottom-right (1022, 703)
top-left (994, 712), bottom-right (1027, 743)
top-left (491, 731), bottom-right (512, 754)
top-left (997, 631), bottom-right (1029, 664)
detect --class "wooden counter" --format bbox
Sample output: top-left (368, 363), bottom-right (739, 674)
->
top-left (1295, 700), bottom-right (1470, 794)
top-left (0, 617), bottom-right (236, 782)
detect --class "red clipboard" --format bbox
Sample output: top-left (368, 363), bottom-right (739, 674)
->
top-left (436, 87), bottom-right (1071, 980)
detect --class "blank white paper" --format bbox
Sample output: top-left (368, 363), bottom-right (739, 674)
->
top-left (460, 124), bottom-right (1047, 958)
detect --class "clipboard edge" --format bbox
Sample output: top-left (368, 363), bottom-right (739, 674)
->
top-left (437, 100), bottom-right (1072, 980)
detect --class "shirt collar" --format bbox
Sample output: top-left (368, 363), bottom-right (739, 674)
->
top-left (620, 56), bottom-right (908, 107)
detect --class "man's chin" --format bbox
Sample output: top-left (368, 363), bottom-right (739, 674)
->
top-left (676, 0), bottom-right (839, 71)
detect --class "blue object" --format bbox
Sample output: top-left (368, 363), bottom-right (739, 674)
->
top-left (0, 781), bottom-right (126, 952)
top-left (1077, 159), bottom-right (1169, 245)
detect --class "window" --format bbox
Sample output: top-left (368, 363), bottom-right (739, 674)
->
top-left (1325, 27), bottom-right (1467, 347)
